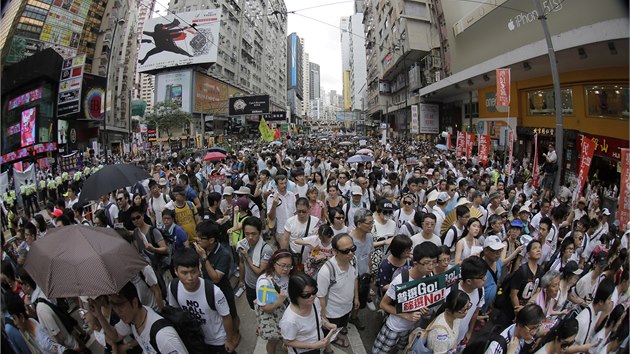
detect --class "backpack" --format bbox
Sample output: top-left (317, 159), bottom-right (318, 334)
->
top-left (169, 278), bottom-right (216, 311)
top-left (322, 258), bottom-right (356, 292)
top-left (460, 325), bottom-right (508, 354)
top-left (33, 297), bottom-right (78, 333)
top-left (103, 202), bottom-right (115, 228)
top-left (440, 225), bottom-right (457, 248)
top-left (492, 263), bottom-right (528, 326)
top-left (148, 306), bottom-right (207, 354)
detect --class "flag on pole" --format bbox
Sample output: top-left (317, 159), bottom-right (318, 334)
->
top-left (496, 68), bottom-right (511, 107)
top-left (259, 118), bottom-right (274, 142)
top-left (465, 133), bottom-right (475, 160)
top-left (506, 129), bottom-right (514, 175)
top-left (478, 134), bottom-right (490, 167)
top-left (574, 135), bottom-right (596, 201)
top-left (456, 132), bottom-right (465, 159)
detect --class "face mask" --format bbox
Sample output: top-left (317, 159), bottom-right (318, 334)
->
top-left (383, 214), bottom-right (393, 222)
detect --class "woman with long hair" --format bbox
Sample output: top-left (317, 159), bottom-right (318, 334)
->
top-left (425, 289), bottom-right (471, 353)
top-left (376, 234), bottom-right (413, 295)
top-left (324, 184), bottom-right (344, 211)
top-left (311, 171), bottom-right (326, 197)
top-left (547, 237), bottom-right (575, 273)
top-left (370, 200), bottom-right (397, 276)
top-left (256, 249), bottom-right (293, 354)
top-left (279, 273), bottom-right (337, 354)
top-left (532, 317), bottom-right (579, 354)
top-left (555, 261), bottom-right (582, 313)
top-left (454, 217), bottom-right (483, 264)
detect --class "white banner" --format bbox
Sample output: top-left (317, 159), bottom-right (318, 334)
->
top-left (410, 105), bottom-right (419, 134)
top-left (0, 171), bottom-right (8, 195)
top-left (419, 104), bottom-right (439, 134)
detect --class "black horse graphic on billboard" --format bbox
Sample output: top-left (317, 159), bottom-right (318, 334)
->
top-left (138, 19), bottom-right (194, 65)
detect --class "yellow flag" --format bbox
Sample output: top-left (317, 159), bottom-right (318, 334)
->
top-left (259, 118), bottom-right (274, 142)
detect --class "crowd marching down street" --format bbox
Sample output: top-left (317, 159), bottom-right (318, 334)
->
top-left (1, 134), bottom-right (628, 354)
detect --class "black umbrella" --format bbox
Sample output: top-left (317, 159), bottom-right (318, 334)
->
top-left (208, 146), bottom-right (227, 154)
top-left (78, 164), bottom-right (150, 203)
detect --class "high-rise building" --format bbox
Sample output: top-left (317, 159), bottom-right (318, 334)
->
top-left (309, 62), bottom-right (320, 100)
top-left (133, 0), bottom-right (157, 102)
top-left (340, 16), bottom-right (351, 110)
top-left (301, 39), bottom-right (310, 118)
top-left (287, 32), bottom-right (303, 119)
top-left (139, 73), bottom-right (155, 114)
top-left (348, 12), bottom-right (366, 111)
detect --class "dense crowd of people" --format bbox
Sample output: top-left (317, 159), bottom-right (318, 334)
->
top-left (1, 135), bottom-right (629, 354)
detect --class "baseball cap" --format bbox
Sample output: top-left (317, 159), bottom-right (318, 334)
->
top-left (578, 197), bottom-right (587, 204)
top-left (51, 209), bottom-right (64, 218)
top-left (483, 235), bottom-right (506, 250)
top-left (437, 192), bottom-right (450, 203)
top-left (563, 261), bottom-right (583, 276)
top-left (158, 178), bottom-right (167, 186)
top-left (223, 186), bottom-right (234, 196)
top-left (378, 199), bottom-right (394, 211)
top-left (235, 197), bottom-right (250, 210)
top-left (602, 208), bottom-right (611, 216)
top-left (456, 198), bottom-right (472, 207)
top-left (510, 219), bottom-right (524, 228)
top-left (427, 190), bottom-right (439, 202)
top-left (519, 205), bottom-right (531, 214)
top-left (351, 185), bottom-right (363, 196)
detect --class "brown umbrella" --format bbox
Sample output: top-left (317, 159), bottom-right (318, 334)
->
top-left (24, 225), bottom-right (147, 298)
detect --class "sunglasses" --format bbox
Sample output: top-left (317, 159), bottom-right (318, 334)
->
top-left (403, 201), bottom-right (413, 205)
top-left (132, 215), bottom-right (142, 221)
top-left (117, 197), bottom-right (124, 201)
top-left (299, 290), bottom-right (318, 299)
top-left (336, 244), bottom-right (357, 254)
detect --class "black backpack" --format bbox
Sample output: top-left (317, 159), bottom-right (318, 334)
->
top-left (461, 325), bottom-right (508, 354)
top-left (441, 225), bottom-right (457, 248)
top-left (103, 202), bottom-right (115, 228)
top-left (33, 297), bottom-right (78, 333)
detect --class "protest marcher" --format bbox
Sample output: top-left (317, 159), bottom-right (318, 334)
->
top-left (237, 216), bottom-right (274, 309)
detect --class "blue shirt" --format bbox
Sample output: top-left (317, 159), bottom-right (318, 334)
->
top-left (185, 184), bottom-right (198, 202)
top-left (483, 258), bottom-right (502, 312)
top-left (168, 224), bottom-right (189, 250)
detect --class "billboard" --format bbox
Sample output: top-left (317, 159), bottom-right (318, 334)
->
top-left (8, 88), bottom-right (42, 111)
top-left (268, 111), bottom-right (287, 121)
top-left (194, 72), bottom-right (228, 114)
top-left (81, 74), bottom-right (106, 120)
top-left (155, 70), bottom-right (193, 113)
top-left (21, 107), bottom-right (37, 147)
top-left (57, 54), bottom-right (86, 117)
top-left (419, 104), bottom-right (439, 134)
top-left (229, 95), bottom-right (270, 116)
top-left (138, 9), bottom-right (221, 73)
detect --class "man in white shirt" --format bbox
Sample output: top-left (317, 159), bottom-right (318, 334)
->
top-left (169, 248), bottom-right (236, 352)
top-left (267, 174), bottom-right (296, 245)
top-left (484, 303), bottom-right (545, 354)
top-left (433, 192), bottom-right (450, 237)
top-left (410, 213), bottom-right (441, 248)
top-left (317, 234), bottom-right (359, 351)
top-left (109, 282), bottom-right (189, 354)
top-left (574, 278), bottom-right (615, 350)
top-left (148, 179), bottom-right (171, 229)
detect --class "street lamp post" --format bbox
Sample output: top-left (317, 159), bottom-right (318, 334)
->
top-left (102, 17), bottom-right (125, 162)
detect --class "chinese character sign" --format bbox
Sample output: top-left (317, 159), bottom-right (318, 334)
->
top-left (395, 266), bottom-right (460, 313)
top-left (456, 132), bottom-right (466, 159)
top-left (496, 68), bottom-right (511, 107)
top-left (465, 133), bottom-right (475, 160)
top-left (574, 136), bottom-right (596, 201)
top-left (410, 105), bottom-right (419, 134)
top-left (532, 134), bottom-right (540, 188)
top-left (618, 149), bottom-right (630, 230)
top-left (478, 134), bottom-right (491, 167)
top-left (507, 130), bottom-right (514, 175)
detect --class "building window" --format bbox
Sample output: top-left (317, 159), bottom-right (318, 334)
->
top-left (527, 88), bottom-right (573, 116)
top-left (464, 101), bottom-right (478, 118)
top-left (585, 85), bottom-right (629, 120)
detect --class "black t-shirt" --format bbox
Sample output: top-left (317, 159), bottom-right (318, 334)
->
top-left (204, 243), bottom-right (233, 295)
top-left (510, 263), bottom-right (543, 306)
top-left (118, 206), bottom-right (134, 231)
top-left (206, 209), bottom-right (229, 244)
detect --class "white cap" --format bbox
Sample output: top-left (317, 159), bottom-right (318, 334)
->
top-left (483, 235), bottom-right (505, 250)
top-left (602, 208), bottom-right (611, 216)
top-left (519, 205), bottom-right (531, 214)
top-left (351, 185), bottom-right (363, 196)
top-left (223, 186), bottom-right (234, 196)
top-left (456, 198), bottom-right (472, 207)
top-left (427, 190), bottom-right (439, 202)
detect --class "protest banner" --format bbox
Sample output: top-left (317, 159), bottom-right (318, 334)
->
top-left (395, 265), bottom-right (460, 313)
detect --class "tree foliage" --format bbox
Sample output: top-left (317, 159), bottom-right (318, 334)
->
top-left (144, 101), bottom-right (192, 137)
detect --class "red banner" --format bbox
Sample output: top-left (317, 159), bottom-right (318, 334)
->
top-left (496, 68), bottom-right (511, 107)
top-left (618, 149), bottom-right (630, 231)
top-left (532, 134), bottom-right (540, 188)
top-left (456, 131), bottom-right (466, 159)
top-left (574, 135), bottom-right (596, 201)
top-left (507, 130), bottom-right (514, 175)
top-left (465, 133), bottom-right (475, 160)
top-left (478, 134), bottom-right (491, 167)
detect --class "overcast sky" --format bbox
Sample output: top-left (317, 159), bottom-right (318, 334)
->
top-left (285, 0), bottom-right (354, 94)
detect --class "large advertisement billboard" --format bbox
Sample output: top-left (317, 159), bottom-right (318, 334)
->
top-left (229, 95), bottom-right (270, 116)
top-left (138, 9), bottom-right (221, 73)
top-left (155, 70), bottom-right (193, 112)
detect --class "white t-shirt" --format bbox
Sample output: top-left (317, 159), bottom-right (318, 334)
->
top-left (411, 233), bottom-right (442, 249)
top-left (331, 224), bottom-right (348, 236)
top-left (279, 302), bottom-right (325, 353)
top-left (572, 272), bottom-right (601, 303)
top-left (119, 306), bottom-right (189, 354)
top-left (575, 305), bottom-right (600, 346)
top-left (399, 222), bottom-right (422, 238)
top-left (456, 283), bottom-right (485, 344)
top-left (394, 209), bottom-right (415, 231)
top-left (426, 312), bottom-right (461, 354)
top-left (384, 272), bottom-right (423, 332)
top-left (434, 208), bottom-right (446, 237)
top-left (167, 279), bottom-right (230, 346)
top-left (131, 265), bottom-right (159, 311)
top-left (150, 193), bottom-right (170, 229)
top-left (267, 191), bottom-right (297, 234)
top-left (316, 257), bottom-right (357, 318)
top-left (295, 183), bottom-right (309, 198)
top-left (300, 235), bottom-right (334, 274)
top-left (485, 324), bottom-right (523, 354)
top-left (284, 215), bottom-right (320, 253)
